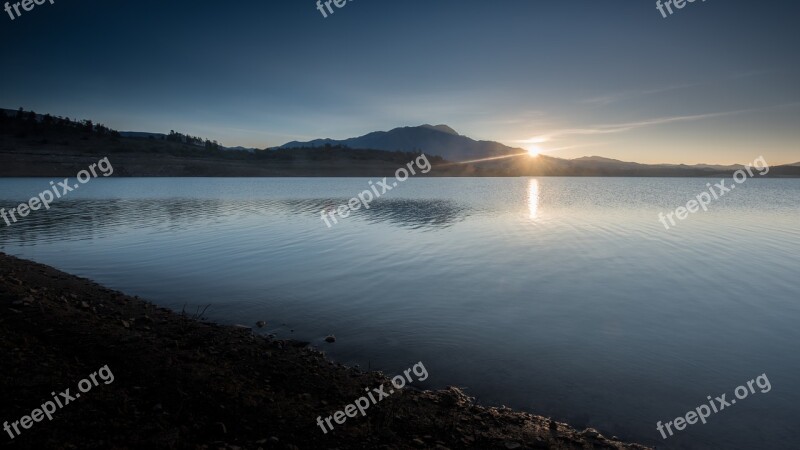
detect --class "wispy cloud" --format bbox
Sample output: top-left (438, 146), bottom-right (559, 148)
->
top-left (580, 70), bottom-right (779, 107)
top-left (579, 83), bottom-right (700, 106)
top-left (523, 103), bottom-right (800, 142)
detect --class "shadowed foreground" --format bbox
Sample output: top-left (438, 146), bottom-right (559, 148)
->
top-left (0, 253), bottom-right (651, 449)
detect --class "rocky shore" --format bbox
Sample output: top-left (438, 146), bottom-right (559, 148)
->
top-left (0, 252), bottom-right (651, 450)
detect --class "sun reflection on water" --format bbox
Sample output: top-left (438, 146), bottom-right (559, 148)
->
top-left (528, 178), bottom-right (540, 220)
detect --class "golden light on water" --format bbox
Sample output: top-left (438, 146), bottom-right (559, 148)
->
top-left (528, 178), bottom-right (540, 220)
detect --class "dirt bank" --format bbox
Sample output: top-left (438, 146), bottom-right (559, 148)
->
top-left (0, 253), bottom-right (651, 449)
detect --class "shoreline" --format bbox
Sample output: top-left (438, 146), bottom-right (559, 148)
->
top-left (0, 252), bottom-right (651, 449)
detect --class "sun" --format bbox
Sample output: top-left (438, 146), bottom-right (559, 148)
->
top-left (527, 145), bottom-right (541, 157)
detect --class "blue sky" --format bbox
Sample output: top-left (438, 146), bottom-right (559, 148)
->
top-left (1, 0), bottom-right (797, 164)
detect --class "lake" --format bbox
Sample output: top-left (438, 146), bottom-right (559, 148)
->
top-left (1, 177), bottom-right (797, 449)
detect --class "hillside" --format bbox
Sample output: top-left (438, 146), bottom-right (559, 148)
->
top-left (278, 124), bottom-right (522, 162)
top-left (1, 109), bottom-right (798, 177)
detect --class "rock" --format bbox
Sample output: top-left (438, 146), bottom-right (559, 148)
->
top-left (121, 320), bottom-right (130, 329)
top-left (411, 438), bottom-right (425, 447)
top-left (324, 335), bottom-right (336, 343)
top-left (256, 321), bottom-right (266, 328)
top-left (504, 443), bottom-right (521, 450)
top-left (581, 428), bottom-right (602, 440)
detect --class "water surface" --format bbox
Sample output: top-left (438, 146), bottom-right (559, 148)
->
top-left (1, 177), bottom-right (798, 449)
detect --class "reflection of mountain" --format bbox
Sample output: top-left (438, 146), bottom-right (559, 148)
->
top-left (0, 198), bottom-right (470, 244)
top-left (353, 199), bottom-right (467, 230)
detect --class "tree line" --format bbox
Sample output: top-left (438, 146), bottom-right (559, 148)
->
top-left (0, 107), bottom-right (121, 138)
top-left (0, 108), bottom-right (221, 150)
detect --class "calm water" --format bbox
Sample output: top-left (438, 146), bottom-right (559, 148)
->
top-left (1, 177), bottom-right (798, 449)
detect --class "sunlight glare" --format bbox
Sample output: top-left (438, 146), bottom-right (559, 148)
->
top-left (528, 178), bottom-right (540, 220)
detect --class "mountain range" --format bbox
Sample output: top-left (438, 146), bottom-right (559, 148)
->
top-left (2, 108), bottom-right (798, 177)
top-left (278, 124), bottom-right (522, 161)
top-left (277, 124), bottom-right (799, 176)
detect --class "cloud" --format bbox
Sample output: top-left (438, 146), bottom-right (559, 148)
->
top-left (525, 103), bottom-right (800, 142)
top-left (579, 83), bottom-right (700, 106)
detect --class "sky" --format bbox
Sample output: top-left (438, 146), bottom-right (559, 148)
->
top-left (0, 0), bottom-right (797, 165)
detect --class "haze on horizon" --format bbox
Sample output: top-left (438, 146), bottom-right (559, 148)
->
top-left (0, 0), bottom-right (797, 165)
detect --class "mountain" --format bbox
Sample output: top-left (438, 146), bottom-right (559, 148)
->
top-left (569, 156), bottom-right (647, 170)
top-left (222, 146), bottom-right (257, 153)
top-left (278, 124), bottom-right (523, 161)
top-left (567, 156), bottom-right (747, 172)
top-left (3, 107), bottom-right (798, 177)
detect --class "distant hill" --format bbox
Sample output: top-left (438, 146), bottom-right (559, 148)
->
top-left (498, 154), bottom-right (798, 177)
top-left (278, 124), bottom-right (523, 162)
top-left (561, 156), bottom-right (749, 173)
top-left (119, 131), bottom-right (167, 140)
top-left (279, 125), bottom-right (800, 176)
top-left (222, 146), bottom-right (257, 153)
top-left (120, 131), bottom-right (254, 152)
top-left (1, 108), bottom-right (798, 177)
